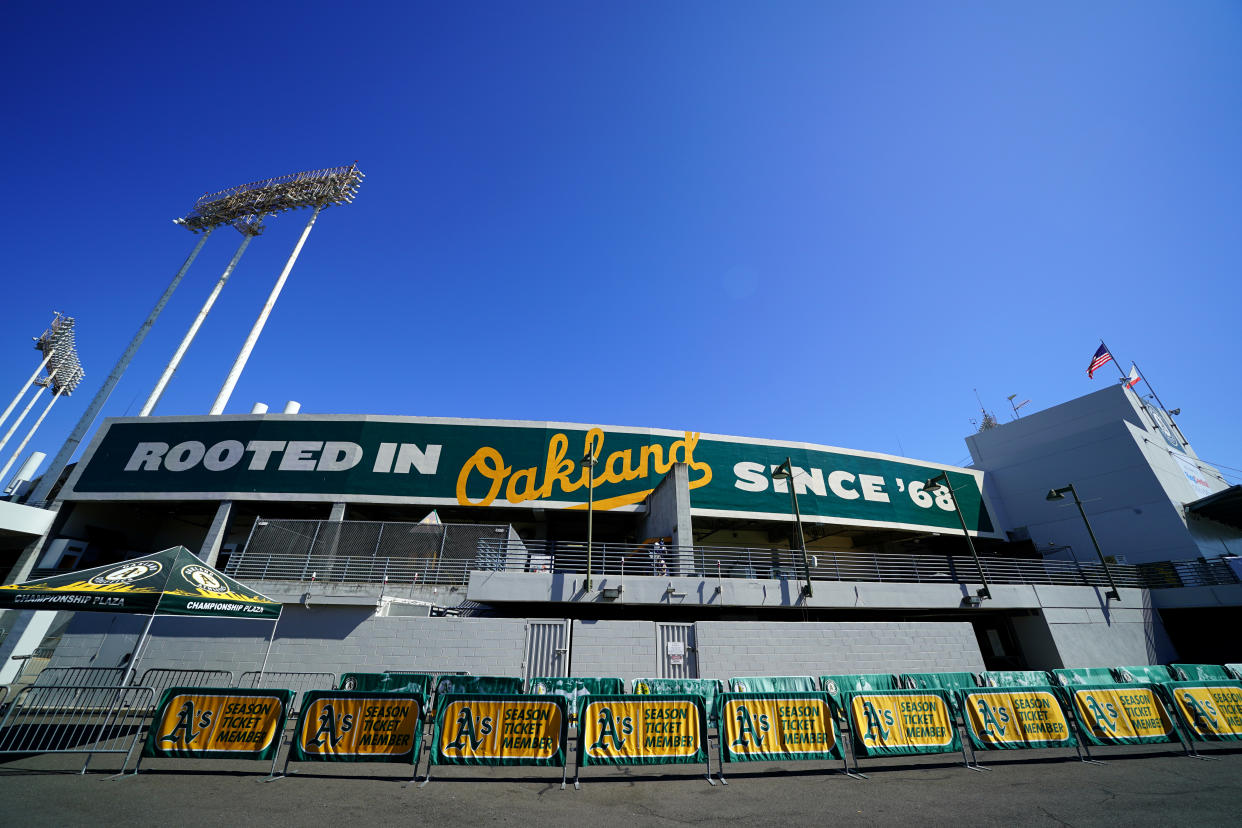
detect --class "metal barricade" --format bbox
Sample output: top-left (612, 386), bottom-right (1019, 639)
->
top-left (0, 684), bottom-right (154, 774)
top-left (137, 668), bottom-right (234, 706)
top-left (34, 667), bottom-right (126, 688)
top-left (237, 671), bottom-right (336, 715)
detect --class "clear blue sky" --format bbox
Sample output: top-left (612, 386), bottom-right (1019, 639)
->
top-left (2, 1), bottom-right (1239, 480)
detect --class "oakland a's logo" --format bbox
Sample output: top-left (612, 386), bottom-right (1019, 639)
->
top-left (974, 698), bottom-right (1010, 738)
top-left (730, 705), bottom-right (769, 748)
top-left (182, 565), bottom-right (229, 594)
top-left (308, 703), bottom-right (354, 748)
top-left (88, 560), bottom-right (162, 586)
top-left (824, 680), bottom-right (839, 696)
top-left (1081, 694), bottom-right (1119, 734)
top-left (588, 707), bottom-right (633, 751)
top-left (1180, 692), bottom-right (1220, 731)
top-left (860, 701), bottom-right (893, 742)
top-left (445, 707), bottom-right (493, 751)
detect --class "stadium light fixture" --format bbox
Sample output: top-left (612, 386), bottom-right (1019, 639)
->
top-left (770, 457), bottom-right (814, 599)
top-left (1046, 484), bottom-right (1121, 601)
top-left (924, 472), bottom-right (992, 603)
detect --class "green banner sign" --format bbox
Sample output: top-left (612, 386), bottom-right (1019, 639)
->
top-left (1170, 664), bottom-right (1232, 682)
top-left (1052, 668), bottom-right (1119, 687)
top-left (143, 687), bottom-right (293, 760)
top-left (1068, 684), bottom-right (1180, 747)
top-left (291, 691), bottom-right (422, 763)
top-left (67, 416), bottom-right (994, 535)
top-left (633, 678), bottom-right (725, 726)
top-left (979, 671), bottom-right (1054, 688)
top-left (529, 677), bottom-right (624, 715)
top-left (434, 675), bottom-right (524, 697)
top-left (339, 673), bottom-right (433, 697)
top-left (1112, 666), bottom-right (1175, 684)
top-left (729, 676), bottom-right (817, 693)
top-left (820, 674), bottom-right (901, 714)
top-left (958, 687), bottom-right (1076, 751)
top-left (1161, 681), bottom-right (1242, 742)
top-left (720, 692), bottom-right (842, 762)
top-left (844, 690), bottom-right (962, 758)
top-left (900, 672), bottom-right (979, 715)
top-left (431, 694), bottom-right (567, 766)
top-left (578, 694), bottom-right (708, 766)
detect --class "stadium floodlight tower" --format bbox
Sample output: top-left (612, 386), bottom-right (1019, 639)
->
top-left (0, 314), bottom-right (85, 484)
top-left (208, 163), bottom-right (364, 414)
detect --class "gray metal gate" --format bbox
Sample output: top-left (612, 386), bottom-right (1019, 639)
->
top-left (656, 623), bottom-right (698, 678)
top-left (524, 620), bottom-right (570, 683)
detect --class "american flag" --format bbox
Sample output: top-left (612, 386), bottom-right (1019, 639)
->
top-left (1087, 344), bottom-right (1113, 378)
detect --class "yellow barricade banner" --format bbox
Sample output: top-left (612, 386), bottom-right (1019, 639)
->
top-left (432, 694), bottom-right (567, 766)
top-left (720, 693), bottom-right (842, 762)
top-left (959, 687), bottom-right (1076, 750)
top-left (1163, 681), bottom-right (1242, 742)
top-left (142, 687), bottom-right (293, 760)
top-left (578, 694), bottom-right (707, 766)
top-left (845, 690), bottom-right (961, 757)
top-left (292, 692), bottom-right (422, 763)
top-left (1069, 684), bottom-right (1178, 746)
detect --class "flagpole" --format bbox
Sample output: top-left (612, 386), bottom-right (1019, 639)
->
top-left (1133, 362), bottom-right (1188, 447)
top-left (1101, 339), bottom-right (1128, 381)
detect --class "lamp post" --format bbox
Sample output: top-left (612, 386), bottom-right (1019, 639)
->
top-left (924, 472), bottom-right (991, 604)
top-left (770, 457), bottom-right (813, 599)
top-left (583, 437), bottom-right (598, 592)
top-left (1046, 484), bottom-right (1121, 601)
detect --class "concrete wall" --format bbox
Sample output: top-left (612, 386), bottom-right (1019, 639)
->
top-left (695, 621), bottom-right (984, 680)
top-left (1034, 587), bottom-right (1177, 667)
top-left (570, 620), bottom-right (657, 679)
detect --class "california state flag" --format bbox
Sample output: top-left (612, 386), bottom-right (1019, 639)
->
top-left (1125, 364), bottom-right (1140, 389)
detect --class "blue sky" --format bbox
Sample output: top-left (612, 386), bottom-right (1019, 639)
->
top-left (2, 1), bottom-right (1239, 481)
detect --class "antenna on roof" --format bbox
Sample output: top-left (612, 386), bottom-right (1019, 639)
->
top-left (1007, 393), bottom-right (1030, 419)
top-left (973, 388), bottom-right (998, 432)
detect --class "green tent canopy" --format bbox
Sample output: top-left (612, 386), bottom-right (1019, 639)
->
top-left (0, 545), bottom-right (281, 620)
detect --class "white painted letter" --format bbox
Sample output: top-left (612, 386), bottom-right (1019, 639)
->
top-left (164, 441), bottom-right (206, 472)
top-left (373, 442), bottom-right (396, 473)
top-left (393, 443), bottom-right (441, 475)
top-left (828, 470), bottom-right (859, 500)
top-left (733, 461), bottom-right (769, 492)
top-left (280, 441), bottom-right (323, 471)
top-left (859, 474), bottom-right (890, 502)
top-left (246, 440), bottom-right (286, 470)
top-left (318, 441), bottom-right (363, 472)
top-left (203, 440), bottom-right (245, 471)
top-left (125, 442), bottom-right (169, 471)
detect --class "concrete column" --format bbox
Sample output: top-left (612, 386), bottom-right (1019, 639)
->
top-left (329, 502), bottom-right (346, 522)
top-left (200, 501), bottom-right (233, 567)
top-left (641, 463), bottom-right (694, 575)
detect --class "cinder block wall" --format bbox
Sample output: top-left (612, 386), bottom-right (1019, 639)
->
top-left (50, 608), bottom-right (529, 678)
top-left (570, 620), bottom-right (656, 680)
top-left (695, 621), bottom-right (984, 680)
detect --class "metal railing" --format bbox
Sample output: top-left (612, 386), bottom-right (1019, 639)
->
top-left (225, 518), bottom-right (509, 586)
top-left (475, 538), bottom-right (1149, 589)
top-left (238, 671), bottom-right (336, 715)
top-left (137, 668), bottom-right (234, 704)
top-left (0, 684), bottom-right (154, 774)
top-left (224, 519), bottom-right (1239, 592)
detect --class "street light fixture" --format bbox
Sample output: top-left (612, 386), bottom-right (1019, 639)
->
top-left (583, 437), bottom-right (599, 592)
top-left (770, 457), bottom-right (813, 599)
top-left (1046, 484), bottom-right (1121, 601)
top-left (924, 472), bottom-right (992, 603)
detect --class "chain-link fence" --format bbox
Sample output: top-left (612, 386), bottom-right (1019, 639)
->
top-left (226, 519), bottom-right (514, 585)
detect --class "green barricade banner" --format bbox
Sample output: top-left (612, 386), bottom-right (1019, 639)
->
top-left (720, 692), bottom-right (842, 762)
top-left (979, 671), bottom-right (1054, 688)
top-left (529, 677), bottom-right (624, 714)
top-left (1068, 684), bottom-right (1179, 746)
top-left (1226, 665), bottom-right (1242, 681)
top-left (432, 694), bottom-right (567, 766)
top-left (1170, 664), bottom-right (1232, 682)
top-left (900, 672), bottom-right (978, 715)
top-left (729, 676), bottom-right (817, 693)
top-left (579, 694), bottom-right (707, 766)
top-left (143, 686), bottom-right (293, 760)
top-left (340, 672), bottom-right (432, 697)
top-left (958, 687), bottom-right (1076, 750)
top-left (633, 678), bottom-right (724, 726)
top-left (845, 690), bottom-right (961, 758)
top-left (1161, 681), bottom-right (1242, 742)
top-left (1113, 666), bottom-right (1175, 684)
top-left (820, 674), bottom-right (900, 713)
top-left (291, 691), bottom-right (422, 763)
top-left (1053, 668), bottom-right (1119, 686)
top-left (435, 675), bottom-right (523, 696)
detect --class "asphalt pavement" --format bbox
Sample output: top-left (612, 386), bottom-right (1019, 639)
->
top-left (1, 742), bottom-right (1240, 827)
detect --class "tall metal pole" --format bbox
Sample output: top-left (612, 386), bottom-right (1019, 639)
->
top-left (785, 469), bottom-right (813, 599)
top-left (0, 349), bottom-right (53, 432)
top-left (0, 373), bottom-right (55, 457)
top-left (0, 386), bottom-right (65, 483)
top-left (211, 206), bottom-right (322, 415)
top-left (30, 230), bottom-right (214, 505)
top-left (927, 472), bottom-right (991, 601)
top-left (141, 231), bottom-right (257, 417)
top-left (584, 442), bottom-right (597, 592)
top-left (1062, 483), bottom-right (1122, 601)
